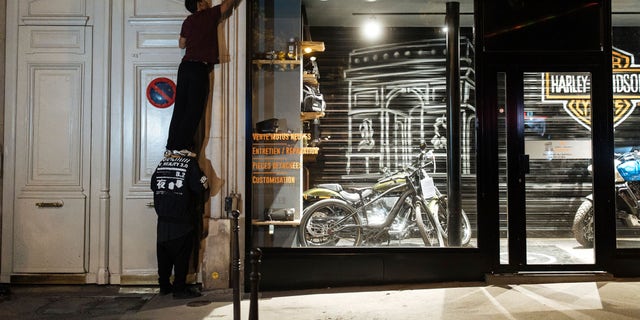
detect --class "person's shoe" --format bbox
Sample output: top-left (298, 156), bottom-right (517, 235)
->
top-left (160, 284), bottom-right (173, 296)
top-left (172, 289), bottom-right (202, 299)
top-left (159, 286), bottom-right (173, 296)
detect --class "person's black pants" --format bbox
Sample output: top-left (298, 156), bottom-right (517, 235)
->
top-left (166, 61), bottom-right (211, 151)
top-left (157, 232), bottom-right (194, 292)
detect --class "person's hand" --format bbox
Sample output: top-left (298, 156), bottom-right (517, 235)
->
top-left (221, 0), bottom-right (242, 20)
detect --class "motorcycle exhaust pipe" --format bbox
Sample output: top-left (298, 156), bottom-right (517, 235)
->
top-left (618, 185), bottom-right (640, 216)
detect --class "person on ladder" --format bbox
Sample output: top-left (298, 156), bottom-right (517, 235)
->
top-left (165, 0), bottom-right (243, 157)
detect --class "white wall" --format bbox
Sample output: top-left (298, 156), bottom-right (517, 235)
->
top-left (0, 0), bottom-right (246, 286)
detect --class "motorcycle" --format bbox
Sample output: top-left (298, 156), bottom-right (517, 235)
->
top-left (298, 144), bottom-right (471, 247)
top-left (573, 148), bottom-right (640, 248)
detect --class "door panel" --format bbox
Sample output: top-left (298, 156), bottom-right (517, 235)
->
top-left (14, 198), bottom-right (87, 273)
top-left (499, 70), bottom-right (595, 269)
top-left (523, 71), bottom-right (594, 265)
top-left (120, 0), bottom-right (184, 281)
top-left (14, 26), bottom-right (92, 273)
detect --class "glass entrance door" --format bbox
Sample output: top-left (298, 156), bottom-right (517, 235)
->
top-left (498, 71), bottom-right (596, 268)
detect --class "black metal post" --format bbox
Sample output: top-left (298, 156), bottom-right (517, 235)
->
top-left (249, 248), bottom-right (262, 320)
top-left (225, 195), bottom-right (233, 219)
top-left (231, 209), bottom-right (241, 320)
top-left (446, 1), bottom-right (462, 246)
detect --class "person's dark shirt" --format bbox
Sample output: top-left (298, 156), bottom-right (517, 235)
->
top-left (151, 156), bottom-right (208, 242)
top-left (181, 5), bottom-right (222, 64)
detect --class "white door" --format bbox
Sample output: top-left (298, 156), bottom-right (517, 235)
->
top-left (13, 25), bottom-right (93, 273)
top-left (118, 0), bottom-right (186, 283)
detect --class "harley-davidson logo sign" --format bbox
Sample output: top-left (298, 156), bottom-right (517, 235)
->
top-left (542, 47), bottom-right (640, 130)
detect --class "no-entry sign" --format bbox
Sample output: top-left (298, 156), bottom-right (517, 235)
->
top-left (146, 77), bottom-right (176, 108)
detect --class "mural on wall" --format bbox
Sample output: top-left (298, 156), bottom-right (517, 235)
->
top-left (334, 37), bottom-right (476, 181)
top-left (342, 38), bottom-right (475, 178)
top-left (303, 27), bottom-right (477, 204)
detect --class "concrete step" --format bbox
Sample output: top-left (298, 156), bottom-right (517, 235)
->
top-left (486, 271), bottom-right (614, 285)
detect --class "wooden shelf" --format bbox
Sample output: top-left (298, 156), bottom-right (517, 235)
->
top-left (302, 147), bottom-right (319, 162)
top-left (252, 59), bottom-right (301, 70)
top-left (303, 73), bottom-right (319, 86)
top-left (301, 111), bottom-right (325, 121)
top-left (302, 147), bottom-right (319, 155)
top-left (301, 41), bottom-right (325, 54)
top-left (303, 154), bottom-right (318, 162)
top-left (252, 219), bottom-right (300, 226)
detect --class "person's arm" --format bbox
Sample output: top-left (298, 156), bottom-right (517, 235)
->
top-left (179, 36), bottom-right (186, 49)
top-left (220, 0), bottom-right (242, 21)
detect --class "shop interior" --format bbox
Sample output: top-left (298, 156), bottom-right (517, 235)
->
top-left (249, 0), bottom-right (640, 288)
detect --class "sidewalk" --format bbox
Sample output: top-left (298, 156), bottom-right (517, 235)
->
top-left (1, 280), bottom-right (640, 319)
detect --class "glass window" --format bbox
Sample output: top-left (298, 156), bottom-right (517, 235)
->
top-left (250, 0), bottom-right (305, 247)
top-left (498, 71), bottom-right (596, 265)
top-left (250, 0), bottom-right (477, 248)
top-left (612, 28), bottom-right (640, 249)
top-left (524, 72), bottom-right (594, 264)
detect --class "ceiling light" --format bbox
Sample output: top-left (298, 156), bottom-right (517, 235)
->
top-left (362, 16), bottom-right (383, 41)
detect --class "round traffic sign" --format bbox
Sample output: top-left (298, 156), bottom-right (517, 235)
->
top-left (146, 77), bottom-right (176, 108)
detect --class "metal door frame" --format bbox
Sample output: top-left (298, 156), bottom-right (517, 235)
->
top-left (487, 63), bottom-right (615, 273)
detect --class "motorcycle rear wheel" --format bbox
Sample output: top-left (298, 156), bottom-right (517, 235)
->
top-left (572, 200), bottom-right (594, 248)
top-left (298, 199), bottom-right (363, 247)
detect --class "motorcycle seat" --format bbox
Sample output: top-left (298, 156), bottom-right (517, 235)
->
top-left (340, 188), bottom-right (372, 203)
top-left (315, 183), bottom-right (372, 203)
top-left (316, 183), bottom-right (343, 192)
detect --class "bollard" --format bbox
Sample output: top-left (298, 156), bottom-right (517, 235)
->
top-left (225, 196), bottom-right (233, 219)
top-left (231, 209), bottom-right (241, 320)
top-left (249, 248), bottom-right (262, 320)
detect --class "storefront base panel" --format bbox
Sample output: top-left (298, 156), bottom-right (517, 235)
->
top-left (250, 249), bottom-right (489, 291)
top-left (609, 254), bottom-right (640, 278)
top-left (11, 274), bottom-right (88, 285)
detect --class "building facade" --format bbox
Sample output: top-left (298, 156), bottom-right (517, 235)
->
top-left (2, 0), bottom-right (640, 291)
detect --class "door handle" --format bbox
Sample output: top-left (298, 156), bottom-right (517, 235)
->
top-left (520, 154), bottom-right (530, 174)
top-left (36, 201), bottom-right (64, 208)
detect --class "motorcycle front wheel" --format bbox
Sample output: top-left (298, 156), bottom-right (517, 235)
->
top-left (572, 200), bottom-right (594, 248)
top-left (429, 197), bottom-right (472, 246)
top-left (415, 200), bottom-right (443, 247)
top-left (298, 199), bottom-right (363, 247)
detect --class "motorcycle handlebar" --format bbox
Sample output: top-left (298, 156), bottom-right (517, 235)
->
top-left (379, 149), bottom-right (436, 179)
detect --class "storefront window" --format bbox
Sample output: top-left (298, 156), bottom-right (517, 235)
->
top-left (613, 28), bottom-right (640, 249)
top-left (250, 0), bottom-right (477, 248)
top-left (250, 0), bottom-right (305, 246)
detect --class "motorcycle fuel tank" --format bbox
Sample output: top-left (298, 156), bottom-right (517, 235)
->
top-left (617, 158), bottom-right (640, 181)
top-left (373, 174), bottom-right (407, 193)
